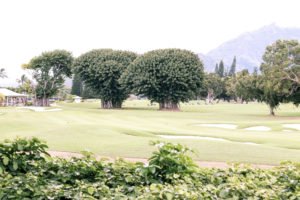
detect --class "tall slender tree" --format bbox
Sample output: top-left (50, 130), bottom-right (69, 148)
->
top-left (228, 56), bottom-right (236, 77)
top-left (16, 74), bottom-right (28, 85)
top-left (214, 63), bottom-right (219, 74)
top-left (218, 60), bottom-right (225, 77)
top-left (71, 74), bottom-right (83, 96)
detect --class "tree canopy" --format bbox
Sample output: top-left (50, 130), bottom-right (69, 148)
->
top-left (24, 50), bottom-right (73, 106)
top-left (226, 69), bottom-right (259, 103)
top-left (260, 40), bottom-right (300, 115)
top-left (121, 49), bottom-right (204, 110)
top-left (74, 49), bottom-right (137, 109)
top-left (201, 73), bottom-right (223, 103)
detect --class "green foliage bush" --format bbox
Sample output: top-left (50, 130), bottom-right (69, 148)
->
top-left (1, 137), bottom-right (300, 199)
top-left (0, 137), bottom-right (49, 174)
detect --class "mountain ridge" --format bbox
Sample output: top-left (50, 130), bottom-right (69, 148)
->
top-left (199, 24), bottom-right (300, 73)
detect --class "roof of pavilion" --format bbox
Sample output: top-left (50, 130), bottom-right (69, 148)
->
top-left (0, 88), bottom-right (27, 97)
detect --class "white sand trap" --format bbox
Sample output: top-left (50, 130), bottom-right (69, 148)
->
top-left (244, 126), bottom-right (271, 131)
top-left (17, 107), bottom-right (62, 112)
top-left (283, 130), bottom-right (293, 132)
top-left (158, 135), bottom-right (260, 146)
top-left (283, 124), bottom-right (300, 131)
top-left (195, 124), bottom-right (237, 129)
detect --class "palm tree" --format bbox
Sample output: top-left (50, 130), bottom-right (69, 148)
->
top-left (0, 68), bottom-right (7, 78)
top-left (17, 74), bottom-right (28, 85)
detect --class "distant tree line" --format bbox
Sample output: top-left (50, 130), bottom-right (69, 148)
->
top-left (201, 40), bottom-right (300, 115)
top-left (9, 39), bottom-right (299, 115)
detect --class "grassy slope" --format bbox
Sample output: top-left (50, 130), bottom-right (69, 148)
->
top-left (0, 100), bottom-right (300, 165)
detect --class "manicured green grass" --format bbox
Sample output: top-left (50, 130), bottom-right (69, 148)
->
top-left (1, 100), bottom-right (300, 165)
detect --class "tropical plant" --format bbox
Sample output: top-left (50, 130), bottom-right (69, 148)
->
top-left (1, 137), bottom-right (300, 199)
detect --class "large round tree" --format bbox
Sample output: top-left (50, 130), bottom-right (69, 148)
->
top-left (121, 49), bottom-right (204, 110)
top-left (74, 49), bottom-right (137, 109)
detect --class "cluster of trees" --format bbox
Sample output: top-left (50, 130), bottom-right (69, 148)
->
top-left (16, 39), bottom-right (299, 115)
top-left (200, 57), bottom-right (237, 104)
top-left (202, 40), bottom-right (300, 115)
top-left (20, 48), bottom-right (203, 110)
top-left (73, 49), bottom-right (204, 110)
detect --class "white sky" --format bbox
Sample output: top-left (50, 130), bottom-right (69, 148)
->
top-left (1, 0), bottom-right (300, 85)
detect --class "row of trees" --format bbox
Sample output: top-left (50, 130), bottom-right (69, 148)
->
top-left (18, 39), bottom-right (299, 115)
top-left (203, 40), bottom-right (300, 115)
top-left (73, 49), bottom-right (204, 109)
top-left (214, 56), bottom-right (236, 78)
top-left (21, 49), bottom-right (203, 109)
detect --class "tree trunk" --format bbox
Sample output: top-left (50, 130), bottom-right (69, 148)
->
top-left (206, 89), bottom-right (214, 104)
top-left (35, 97), bottom-right (50, 107)
top-left (196, 96), bottom-right (201, 105)
top-left (159, 102), bottom-right (165, 110)
top-left (159, 101), bottom-right (180, 111)
top-left (101, 100), bottom-right (113, 109)
top-left (270, 106), bottom-right (275, 116)
top-left (112, 100), bottom-right (122, 109)
top-left (101, 99), bottom-right (123, 109)
top-left (237, 97), bottom-right (243, 104)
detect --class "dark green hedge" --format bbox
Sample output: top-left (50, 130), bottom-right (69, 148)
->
top-left (0, 138), bottom-right (299, 199)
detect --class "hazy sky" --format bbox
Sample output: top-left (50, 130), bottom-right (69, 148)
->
top-left (1, 0), bottom-right (300, 85)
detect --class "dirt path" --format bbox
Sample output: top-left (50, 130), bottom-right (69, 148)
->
top-left (47, 150), bottom-right (274, 169)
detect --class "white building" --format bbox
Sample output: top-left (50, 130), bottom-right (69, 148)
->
top-left (0, 88), bottom-right (27, 106)
top-left (74, 96), bottom-right (82, 103)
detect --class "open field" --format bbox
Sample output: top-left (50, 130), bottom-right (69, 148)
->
top-left (1, 100), bottom-right (300, 165)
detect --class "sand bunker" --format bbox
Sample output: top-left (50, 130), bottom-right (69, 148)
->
top-left (17, 107), bottom-right (62, 112)
top-left (283, 130), bottom-right (293, 132)
top-left (244, 126), bottom-right (271, 131)
top-left (195, 124), bottom-right (238, 129)
top-left (158, 135), bottom-right (259, 146)
top-left (283, 124), bottom-right (300, 131)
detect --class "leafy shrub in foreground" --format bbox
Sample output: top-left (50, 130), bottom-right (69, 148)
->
top-left (0, 137), bottom-right (49, 174)
top-left (0, 137), bottom-right (300, 199)
top-left (143, 141), bottom-right (199, 183)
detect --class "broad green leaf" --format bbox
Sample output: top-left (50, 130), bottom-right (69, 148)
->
top-left (17, 144), bottom-right (23, 151)
top-left (88, 187), bottom-right (95, 195)
top-left (2, 156), bottom-right (9, 166)
top-left (13, 161), bottom-right (18, 170)
top-left (165, 192), bottom-right (173, 200)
